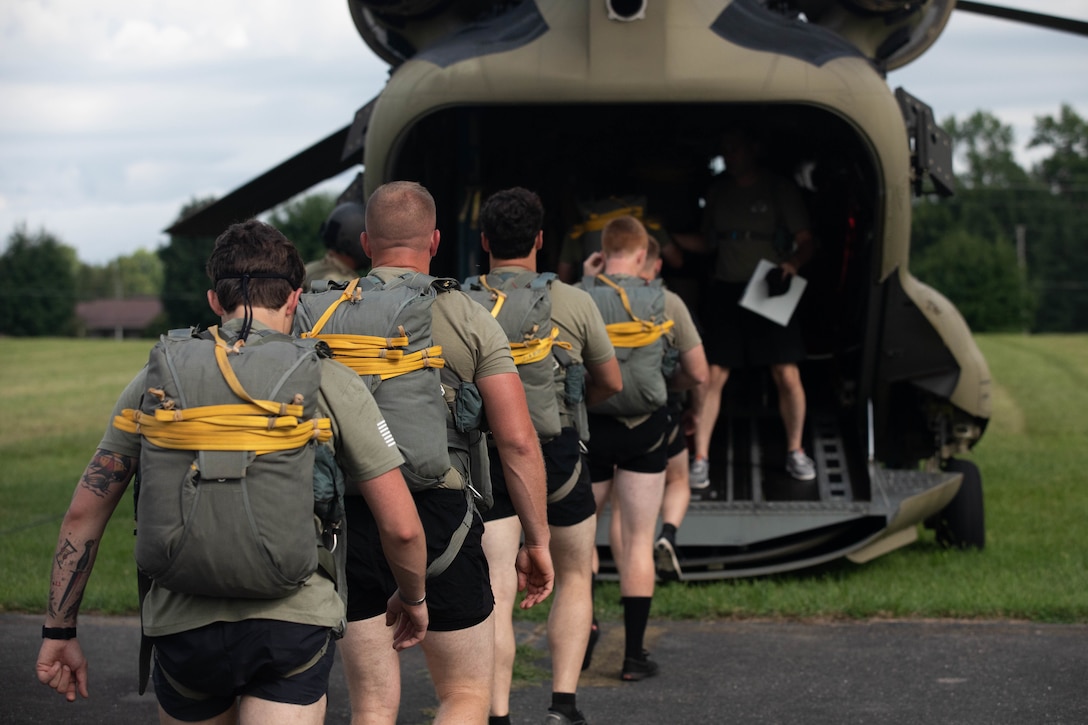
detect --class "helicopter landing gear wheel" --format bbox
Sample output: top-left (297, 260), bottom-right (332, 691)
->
top-left (930, 458), bottom-right (985, 550)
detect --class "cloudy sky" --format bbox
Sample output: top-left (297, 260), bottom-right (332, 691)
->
top-left (1, 1), bottom-right (1085, 265)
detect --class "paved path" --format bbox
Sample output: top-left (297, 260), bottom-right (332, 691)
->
top-left (6, 613), bottom-right (1086, 724)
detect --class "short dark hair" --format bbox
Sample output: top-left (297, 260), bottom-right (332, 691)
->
top-left (478, 187), bottom-right (544, 260)
top-left (205, 219), bottom-right (304, 312)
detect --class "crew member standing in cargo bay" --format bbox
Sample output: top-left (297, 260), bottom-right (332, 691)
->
top-left (674, 126), bottom-right (817, 485)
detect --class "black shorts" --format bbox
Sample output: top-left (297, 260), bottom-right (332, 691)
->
top-left (482, 427), bottom-right (596, 527)
top-left (665, 406), bottom-right (687, 459)
top-left (702, 280), bottom-right (806, 369)
top-left (152, 620), bottom-right (335, 721)
top-left (344, 488), bottom-right (494, 631)
top-left (586, 407), bottom-right (670, 482)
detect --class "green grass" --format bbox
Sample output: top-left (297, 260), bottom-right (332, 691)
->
top-left (0, 338), bottom-right (154, 614)
top-left (3, 335), bottom-right (1087, 622)
top-left (523, 334), bottom-right (1088, 623)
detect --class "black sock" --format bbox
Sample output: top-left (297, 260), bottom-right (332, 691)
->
top-left (660, 522), bottom-right (677, 543)
top-left (489, 716), bottom-right (511, 725)
top-left (550, 692), bottom-right (578, 717)
top-left (621, 596), bottom-right (652, 660)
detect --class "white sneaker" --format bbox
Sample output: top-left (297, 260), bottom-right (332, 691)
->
top-left (689, 457), bottom-right (710, 489)
top-left (654, 536), bottom-right (682, 582)
top-left (786, 450), bottom-right (816, 481)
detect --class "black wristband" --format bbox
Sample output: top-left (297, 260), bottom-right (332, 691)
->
top-left (42, 626), bottom-right (77, 640)
top-left (398, 590), bottom-right (426, 606)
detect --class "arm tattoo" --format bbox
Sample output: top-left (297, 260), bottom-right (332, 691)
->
top-left (80, 449), bottom-right (136, 498)
top-left (49, 538), bottom-right (96, 622)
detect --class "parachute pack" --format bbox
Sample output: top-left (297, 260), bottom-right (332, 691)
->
top-left (296, 272), bottom-right (456, 492)
top-left (561, 195), bottom-right (667, 278)
top-left (581, 274), bottom-right (674, 417)
top-left (565, 195), bottom-right (647, 260)
top-left (296, 272), bottom-right (490, 577)
top-left (114, 326), bottom-right (335, 600)
top-left (463, 270), bottom-right (572, 441)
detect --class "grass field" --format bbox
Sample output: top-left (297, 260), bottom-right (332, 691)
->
top-left (2, 335), bottom-right (1086, 621)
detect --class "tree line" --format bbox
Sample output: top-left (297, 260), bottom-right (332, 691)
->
top-left (0, 193), bottom-right (337, 336)
top-left (912, 104), bottom-right (1088, 333)
top-left (1, 105), bottom-right (1085, 336)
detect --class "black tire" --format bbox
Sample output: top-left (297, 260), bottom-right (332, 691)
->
top-left (932, 458), bottom-right (985, 550)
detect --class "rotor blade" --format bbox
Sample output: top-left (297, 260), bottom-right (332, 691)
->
top-left (955, 2), bottom-right (1088, 37)
top-left (165, 124), bottom-right (356, 237)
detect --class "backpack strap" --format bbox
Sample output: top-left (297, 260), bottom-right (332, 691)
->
top-left (425, 488), bottom-right (475, 579)
top-left (305, 277), bottom-right (362, 337)
top-left (300, 277), bottom-right (447, 380)
top-left (594, 274), bottom-right (674, 349)
top-left (114, 327), bottom-right (333, 454)
top-left (475, 273), bottom-right (571, 366)
top-left (546, 455), bottom-right (582, 504)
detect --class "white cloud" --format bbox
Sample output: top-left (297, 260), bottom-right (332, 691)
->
top-left (1, 1), bottom-right (1086, 265)
top-left (104, 19), bottom-right (199, 61)
top-left (890, 2), bottom-right (1088, 168)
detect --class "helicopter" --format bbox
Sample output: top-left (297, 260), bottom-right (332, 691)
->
top-left (168, 0), bottom-right (1088, 579)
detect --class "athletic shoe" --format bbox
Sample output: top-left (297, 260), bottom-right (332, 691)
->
top-left (621, 650), bottom-right (659, 681)
top-left (581, 617), bottom-right (599, 671)
top-left (654, 535), bottom-right (682, 582)
top-left (786, 449), bottom-right (816, 481)
top-left (544, 708), bottom-right (589, 725)
top-left (689, 457), bottom-right (710, 489)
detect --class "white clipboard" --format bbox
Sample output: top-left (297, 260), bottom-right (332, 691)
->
top-left (738, 259), bottom-right (807, 327)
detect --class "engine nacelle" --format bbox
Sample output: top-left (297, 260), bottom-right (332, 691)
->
top-left (347, 0), bottom-right (503, 66)
top-left (781, 0), bottom-right (954, 69)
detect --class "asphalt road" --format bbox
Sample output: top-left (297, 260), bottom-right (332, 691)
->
top-left (6, 613), bottom-right (1086, 724)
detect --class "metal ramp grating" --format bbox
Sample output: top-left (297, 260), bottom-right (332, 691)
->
top-left (810, 418), bottom-right (852, 502)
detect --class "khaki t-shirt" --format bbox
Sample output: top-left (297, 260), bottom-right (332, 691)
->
top-left (485, 266), bottom-right (613, 369)
top-left (703, 171), bottom-right (810, 283)
top-left (369, 267), bottom-right (517, 383)
top-left (664, 289), bottom-right (702, 353)
top-left (100, 320), bottom-right (404, 636)
top-left (302, 251), bottom-right (358, 290)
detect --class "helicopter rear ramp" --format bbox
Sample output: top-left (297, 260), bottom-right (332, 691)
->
top-left (595, 415), bottom-right (964, 579)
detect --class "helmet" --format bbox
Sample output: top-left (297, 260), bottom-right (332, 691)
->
top-left (319, 202), bottom-right (369, 269)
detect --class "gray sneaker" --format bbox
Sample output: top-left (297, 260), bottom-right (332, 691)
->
top-left (654, 535), bottom-right (682, 582)
top-left (786, 449), bottom-right (816, 481)
top-left (689, 457), bottom-right (710, 489)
